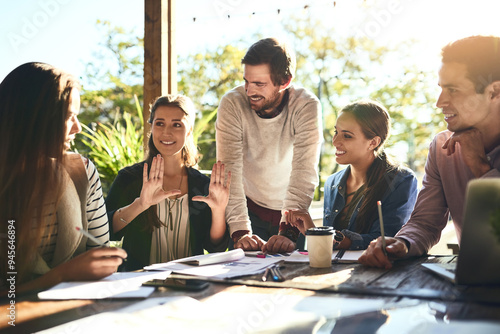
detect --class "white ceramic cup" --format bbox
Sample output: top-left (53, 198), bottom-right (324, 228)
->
top-left (306, 227), bottom-right (334, 268)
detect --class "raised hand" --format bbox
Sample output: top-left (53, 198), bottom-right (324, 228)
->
top-left (193, 161), bottom-right (231, 212)
top-left (139, 154), bottom-right (181, 209)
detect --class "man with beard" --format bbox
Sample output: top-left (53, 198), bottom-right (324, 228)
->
top-left (216, 38), bottom-right (323, 252)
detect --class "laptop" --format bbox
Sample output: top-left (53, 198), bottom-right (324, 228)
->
top-left (422, 178), bottom-right (500, 285)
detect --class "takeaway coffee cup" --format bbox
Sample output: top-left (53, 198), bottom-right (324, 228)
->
top-left (306, 227), bottom-right (334, 268)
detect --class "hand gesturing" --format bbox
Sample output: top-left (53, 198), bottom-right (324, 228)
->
top-left (139, 154), bottom-right (181, 209)
top-left (193, 161), bottom-right (231, 211)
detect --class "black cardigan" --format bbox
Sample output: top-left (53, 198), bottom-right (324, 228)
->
top-left (106, 162), bottom-right (229, 271)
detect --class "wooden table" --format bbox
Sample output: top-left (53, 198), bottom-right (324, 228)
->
top-left (2, 255), bottom-right (500, 333)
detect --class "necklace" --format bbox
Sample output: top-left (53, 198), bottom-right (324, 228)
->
top-left (167, 170), bottom-right (184, 231)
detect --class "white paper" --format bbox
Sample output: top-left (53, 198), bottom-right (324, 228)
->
top-left (171, 248), bottom-right (244, 265)
top-left (285, 250), bottom-right (364, 263)
top-left (37, 271), bottom-right (171, 300)
top-left (36, 297), bottom-right (209, 333)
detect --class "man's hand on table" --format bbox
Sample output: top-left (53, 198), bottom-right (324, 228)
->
top-left (234, 234), bottom-right (265, 251)
top-left (262, 235), bottom-right (295, 253)
top-left (358, 236), bottom-right (409, 269)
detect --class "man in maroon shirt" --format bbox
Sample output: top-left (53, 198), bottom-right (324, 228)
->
top-left (359, 35), bottom-right (500, 269)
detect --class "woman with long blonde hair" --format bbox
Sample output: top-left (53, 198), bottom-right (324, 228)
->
top-left (0, 63), bottom-right (125, 294)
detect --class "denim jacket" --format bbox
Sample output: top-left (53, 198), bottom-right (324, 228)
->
top-left (323, 166), bottom-right (418, 250)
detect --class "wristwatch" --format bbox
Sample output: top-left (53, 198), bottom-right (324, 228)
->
top-left (334, 230), bottom-right (345, 243)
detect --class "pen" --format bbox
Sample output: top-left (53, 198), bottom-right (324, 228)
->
top-left (76, 227), bottom-right (127, 261)
top-left (377, 201), bottom-right (388, 257)
top-left (261, 267), bottom-right (270, 282)
top-left (262, 261), bottom-right (286, 282)
top-left (333, 249), bottom-right (346, 263)
top-left (270, 266), bottom-right (285, 282)
top-left (270, 260), bottom-right (286, 282)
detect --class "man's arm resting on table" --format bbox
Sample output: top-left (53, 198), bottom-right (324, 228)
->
top-left (358, 236), bottom-right (410, 269)
top-left (232, 230), bottom-right (265, 250)
top-left (260, 222), bottom-right (299, 253)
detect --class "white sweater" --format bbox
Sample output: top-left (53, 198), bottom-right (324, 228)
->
top-left (216, 85), bottom-right (323, 235)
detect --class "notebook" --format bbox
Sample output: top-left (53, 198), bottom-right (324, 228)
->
top-left (422, 178), bottom-right (500, 285)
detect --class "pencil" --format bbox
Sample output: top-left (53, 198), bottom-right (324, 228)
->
top-left (76, 226), bottom-right (107, 247)
top-left (377, 201), bottom-right (388, 256)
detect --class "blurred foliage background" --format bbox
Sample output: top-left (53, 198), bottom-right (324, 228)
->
top-left (75, 16), bottom-right (446, 197)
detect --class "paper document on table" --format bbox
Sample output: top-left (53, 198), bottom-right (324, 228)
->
top-left (145, 256), bottom-right (283, 279)
top-left (171, 249), bottom-right (244, 266)
top-left (285, 250), bottom-right (363, 264)
top-left (244, 251), bottom-right (292, 258)
top-left (37, 271), bottom-right (171, 300)
top-left (421, 263), bottom-right (456, 283)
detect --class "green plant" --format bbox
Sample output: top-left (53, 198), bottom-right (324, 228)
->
top-left (193, 107), bottom-right (218, 146)
top-left (79, 95), bottom-right (144, 195)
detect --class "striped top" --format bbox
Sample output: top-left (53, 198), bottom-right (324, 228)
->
top-left (39, 157), bottom-right (110, 263)
top-left (150, 193), bottom-right (191, 264)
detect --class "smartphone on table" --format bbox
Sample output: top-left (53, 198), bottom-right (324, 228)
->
top-left (142, 277), bottom-right (209, 291)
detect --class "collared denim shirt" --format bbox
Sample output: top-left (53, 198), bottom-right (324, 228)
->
top-left (323, 166), bottom-right (418, 250)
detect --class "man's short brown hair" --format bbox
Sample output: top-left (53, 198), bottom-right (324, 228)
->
top-left (242, 38), bottom-right (296, 86)
top-left (442, 35), bottom-right (500, 93)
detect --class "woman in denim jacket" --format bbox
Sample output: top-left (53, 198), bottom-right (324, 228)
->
top-left (287, 100), bottom-right (418, 250)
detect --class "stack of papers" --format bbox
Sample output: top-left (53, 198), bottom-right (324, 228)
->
top-left (145, 250), bottom-right (283, 279)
